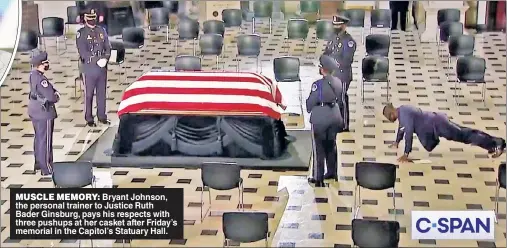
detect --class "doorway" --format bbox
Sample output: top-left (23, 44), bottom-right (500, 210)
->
top-left (486, 1), bottom-right (506, 31)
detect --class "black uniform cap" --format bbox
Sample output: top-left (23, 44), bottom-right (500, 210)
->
top-left (319, 55), bottom-right (340, 73)
top-left (30, 50), bottom-right (49, 66)
top-left (84, 7), bottom-right (97, 18)
top-left (332, 15), bottom-right (350, 25)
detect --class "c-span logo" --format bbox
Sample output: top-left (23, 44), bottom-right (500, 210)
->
top-left (411, 211), bottom-right (495, 240)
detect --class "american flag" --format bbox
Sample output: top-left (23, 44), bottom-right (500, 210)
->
top-left (118, 71), bottom-right (285, 119)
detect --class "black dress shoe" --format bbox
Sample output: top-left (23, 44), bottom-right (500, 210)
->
top-left (41, 171), bottom-right (51, 176)
top-left (98, 119), bottom-right (111, 125)
top-left (342, 128), bottom-right (350, 132)
top-left (308, 178), bottom-right (317, 184)
top-left (324, 174), bottom-right (338, 181)
top-left (315, 181), bottom-right (325, 187)
top-left (87, 121), bottom-right (97, 127)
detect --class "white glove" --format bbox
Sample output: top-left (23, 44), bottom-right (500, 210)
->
top-left (97, 58), bottom-right (108, 68)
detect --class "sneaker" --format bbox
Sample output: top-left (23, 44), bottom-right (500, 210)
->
top-left (491, 139), bottom-right (506, 158)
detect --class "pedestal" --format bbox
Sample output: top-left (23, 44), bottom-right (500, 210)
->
top-left (420, 1), bottom-right (469, 43)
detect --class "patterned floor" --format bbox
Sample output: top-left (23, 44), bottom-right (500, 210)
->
top-left (0, 16), bottom-right (506, 247)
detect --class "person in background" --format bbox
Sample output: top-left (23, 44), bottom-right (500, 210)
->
top-left (389, 1), bottom-right (409, 31)
top-left (76, 7), bottom-right (112, 127)
top-left (28, 51), bottom-right (59, 176)
top-left (323, 15), bottom-right (356, 132)
top-left (383, 103), bottom-right (506, 163)
top-left (306, 55), bottom-right (345, 187)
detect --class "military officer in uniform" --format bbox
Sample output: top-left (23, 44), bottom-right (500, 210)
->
top-left (306, 55), bottom-right (345, 187)
top-left (28, 51), bottom-right (60, 176)
top-left (323, 15), bottom-right (356, 132)
top-left (383, 103), bottom-right (506, 162)
top-left (76, 7), bottom-right (112, 127)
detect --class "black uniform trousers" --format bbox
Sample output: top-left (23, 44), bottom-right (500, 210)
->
top-left (390, 1), bottom-right (409, 31)
top-left (311, 124), bottom-right (341, 181)
top-left (435, 115), bottom-right (503, 152)
top-left (32, 119), bottom-right (54, 174)
top-left (341, 80), bottom-right (351, 129)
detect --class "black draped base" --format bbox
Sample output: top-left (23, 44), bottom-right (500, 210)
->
top-left (113, 115), bottom-right (289, 159)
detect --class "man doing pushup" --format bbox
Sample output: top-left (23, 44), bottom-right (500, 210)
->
top-left (383, 104), bottom-right (506, 163)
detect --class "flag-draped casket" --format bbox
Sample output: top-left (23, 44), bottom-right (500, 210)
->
top-left (113, 71), bottom-right (289, 159)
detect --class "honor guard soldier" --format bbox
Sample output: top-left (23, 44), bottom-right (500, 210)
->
top-left (306, 55), bottom-right (345, 187)
top-left (383, 104), bottom-right (506, 163)
top-left (28, 51), bottom-right (60, 176)
top-left (323, 15), bottom-right (356, 132)
top-left (76, 7), bottom-right (112, 127)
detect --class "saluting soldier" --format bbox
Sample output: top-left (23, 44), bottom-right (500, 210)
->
top-left (76, 7), bottom-right (112, 127)
top-left (306, 55), bottom-right (345, 187)
top-left (324, 15), bottom-right (356, 132)
top-left (28, 51), bottom-right (60, 176)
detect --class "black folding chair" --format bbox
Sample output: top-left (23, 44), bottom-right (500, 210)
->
top-left (122, 27), bottom-right (145, 79)
top-left (147, 7), bottom-right (170, 42)
top-left (436, 8), bottom-right (461, 42)
top-left (455, 56), bottom-right (486, 105)
top-left (446, 34), bottom-right (474, 75)
top-left (175, 55), bottom-right (201, 71)
top-left (199, 34), bottom-right (224, 70)
top-left (65, 6), bottom-right (80, 39)
top-left (223, 212), bottom-right (269, 247)
top-left (365, 34), bottom-right (390, 57)
top-left (40, 17), bottom-right (67, 54)
top-left (438, 21), bottom-right (463, 58)
top-left (273, 57), bottom-right (303, 116)
top-left (285, 19), bottom-right (309, 56)
top-left (495, 163), bottom-right (506, 223)
top-left (222, 9), bottom-right (243, 29)
top-left (341, 9), bottom-right (366, 43)
top-left (252, 1), bottom-right (273, 34)
top-left (361, 56), bottom-right (390, 102)
top-left (176, 18), bottom-right (200, 56)
top-left (203, 20), bottom-right (226, 37)
top-left (109, 41), bottom-right (127, 83)
top-left (370, 9), bottom-right (392, 37)
top-left (353, 162), bottom-right (397, 220)
top-left (236, 34), bottom-right (261, 72)
top-left (201, 162), bottom-right (244, 221)
top-left (352, 219), bottom-right (400, 248)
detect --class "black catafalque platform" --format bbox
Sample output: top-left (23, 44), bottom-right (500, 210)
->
top-left (78, 115), bottom-right (311, 171)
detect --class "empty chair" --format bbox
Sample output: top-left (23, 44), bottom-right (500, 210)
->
top-left (273, 57), bottom-right (303, 115)
top-left (199, 33), bottom-right (224, 70)
top-left (437, 9), bottom-right (461, 42)
top-left (299, 1), bottom-right (320, 17)
top-left (203, 20), bottom-right (225, 37)
top-left (455, 56), bottom-right (486, 104)
top-left (446, 34), bottom-right (474, 74)
top-left (222, 9), bottom-right (243, 28)
top-left (285, 19), bottom-right (309, 55)
top-left (122, 27), bottom-right (145, 79)
top-left (223, 212), bottom-right (269, 247)
top-left (65, 6), bottom-right (80, 38)
top-left (252, 1), bottom-right (273, 34)
top-left (40, 17), bottom-right (67, 54)
top-left (352, 219), bottom-right (400, 248)
top-left (177, 18), bottom-right (200, 56)
top-left (353, 162), bottom-right (397, 220)
top-left (365, 34), bottom-right (390, 57)
top-left (341, 9), bottom-right (366, 42)
top-left (17, 30), bottom-right (39, 53)
top-left (175, 55), bottom-right (201, 71)
top-left (148, 8), bottom-right (170, 42)
top-left (361, 56), bottom-right (390, 102)
top-left (109, 41), bottom-right (127, 83)
top-left (200, 162), bottom-right (244, 221)
top-left (495, 163), bottom-right (506, 223)
top-left (236, 34), bottom-right (262, 72)
top-left (53, 161), bottom-right (95, 188)
top-left (438, 21), bottom-right (463, 57)
top-left (315, 20), bottom-right (334, 41)
top-left (370, 9), bottom-right (392, 36)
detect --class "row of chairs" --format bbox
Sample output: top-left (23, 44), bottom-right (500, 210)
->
top-left (51, 160), bottom-right (506, 247)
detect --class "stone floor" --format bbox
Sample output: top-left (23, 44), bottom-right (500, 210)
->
top-left (0, 16), bottom-right (506, 247)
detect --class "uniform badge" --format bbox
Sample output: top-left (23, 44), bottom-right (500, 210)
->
top-left (76, 31), bottom-right (80, 39)
top-left (100, 33), bottom-right (104, 40)
top-left (338, 43), bottom-right (342, 48)
top-left (40, 80), bottom-right (48, 88)
top-left (311, 84), bottom-right (318, 92)
top-left (348, 41), bottom-right (355, 48)
top-left (87, 35), bottom-right (92, 40)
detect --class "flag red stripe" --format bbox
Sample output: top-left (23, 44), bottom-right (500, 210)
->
top-left (121, 87), bottom-right (274, 102)
top-left (118, 102), bottom-right (281, 119)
